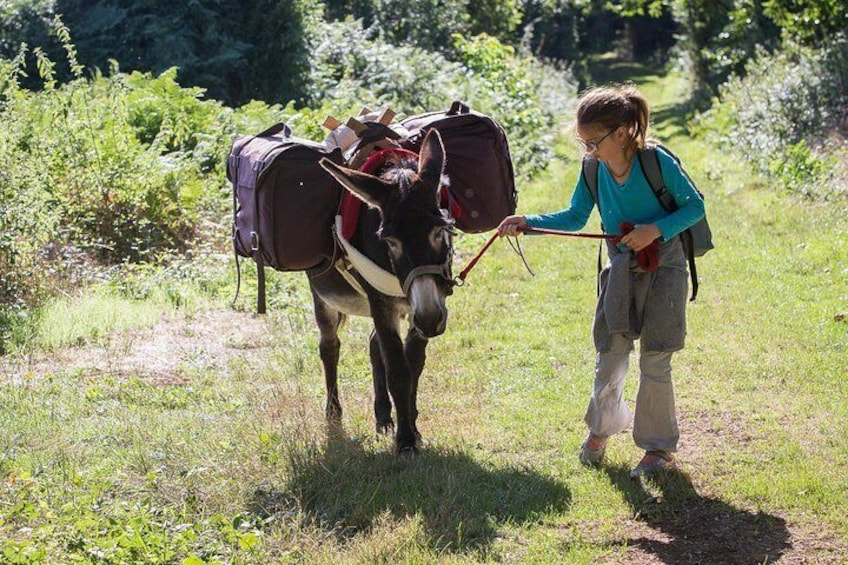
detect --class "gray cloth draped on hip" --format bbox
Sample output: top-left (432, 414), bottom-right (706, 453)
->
top-left (593, 236), bottom-right (689, 353)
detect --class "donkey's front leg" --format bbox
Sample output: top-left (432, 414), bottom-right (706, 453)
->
top-left (405, 327), bottom-right (428, 442)
top-left (372, 319), bottom-right (416, 453)
top-left (369, 329), bottom-right (393, 434)
top-left (312, 296), bottom-right (344, 422)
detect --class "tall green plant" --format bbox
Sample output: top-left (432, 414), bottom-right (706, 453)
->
top-left (2, 0), bottom-right (326, 106)
top-left (452, 33), bottom-right (575, 178)
top-left (0, 16), bottom-right (257, 351)
top-left (694, 35), bottom-right (848, 199)
top-left (308, 19), bottom-right (466, 112)
top-left (324, 0), bottom-right (522, 53)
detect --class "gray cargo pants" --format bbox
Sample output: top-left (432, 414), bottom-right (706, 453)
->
top-left (584, 333), bottom-right (679, 453)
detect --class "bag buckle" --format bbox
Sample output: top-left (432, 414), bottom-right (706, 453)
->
top-left (250, 231), bottom-right (260, 252)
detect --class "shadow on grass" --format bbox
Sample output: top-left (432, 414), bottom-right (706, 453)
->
top-left (602, 464), bottom-right (791, 564)
top-left (253, 427), bottom-right (571, 553)
top-left (588, 58), bottom-right (661, 86)
top-left (651, 99), bottom-right (704, 137)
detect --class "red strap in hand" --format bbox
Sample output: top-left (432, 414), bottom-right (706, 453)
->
top-left (615, 222), bottom-right (660, 273)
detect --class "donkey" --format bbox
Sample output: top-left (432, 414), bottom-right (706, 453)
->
top-left (308, 129), bottom-right (455, 454)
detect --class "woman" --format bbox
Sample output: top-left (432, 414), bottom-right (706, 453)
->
top-left (498, 84), bottom-right (705, 478)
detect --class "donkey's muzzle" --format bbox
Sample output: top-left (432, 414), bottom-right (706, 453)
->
top-left (409, 276), bottom-right (449, 337)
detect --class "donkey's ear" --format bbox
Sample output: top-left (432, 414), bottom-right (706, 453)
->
top-left (417, 128), bottom-right (446, 191)
top-left (320, 158), bottom-right (392, 209)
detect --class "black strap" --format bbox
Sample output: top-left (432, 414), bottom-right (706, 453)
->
top-left (256, 122), bottom-right (292, 138)
top-left (448, 100), bottom-right (471, 115)
top-left (255, 252), bottom-right (267, 314)
top-left (229, 153), bottom-right (243, 308)
top-left (637, 148), bottom-right (699, 301)
top-left (582, 154), bottom-right (599, 205)
top-left (596, 242), bottom-right (603, 297)
top-left (581, 155), bottom-right (603, 295)
top-left (637, 147), bottom-right (677, 212)
top-left (251, 163), bottom-right (266, 314)
top-left (684, 232), bottom-right (698, 301)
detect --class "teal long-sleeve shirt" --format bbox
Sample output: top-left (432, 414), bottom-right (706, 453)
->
top-left (525, 146), bottom-right (705, 240)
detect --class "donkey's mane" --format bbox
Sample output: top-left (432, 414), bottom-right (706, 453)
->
top-left (379, 154), bottom-right (420, 197)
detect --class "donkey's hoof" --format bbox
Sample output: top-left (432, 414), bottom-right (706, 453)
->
top-left (376, 420), bottom-right (395, 435)
top-left (397, 445), bottom-right (418, 457)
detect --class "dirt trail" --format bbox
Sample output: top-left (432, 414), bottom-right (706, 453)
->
top-left (0, 309), bottom-right (271, 384)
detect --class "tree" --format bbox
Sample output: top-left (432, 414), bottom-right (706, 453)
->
top-left (763, 0), bottom-right (847, 46)
top-left (2, 0), bottom-right (322, 106)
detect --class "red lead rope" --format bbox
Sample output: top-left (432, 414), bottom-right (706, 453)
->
top-left (457, 226), bottom-right (616, 283)
top-left (456, 223), bottom-right (660, 283)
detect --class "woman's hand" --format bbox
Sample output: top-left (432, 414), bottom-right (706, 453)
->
top-left (497, 215), bottom-right (528, 237)
top-left (620, 223), bottom-right (661, 252)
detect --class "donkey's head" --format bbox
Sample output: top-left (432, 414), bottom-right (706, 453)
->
top-left (320, 129), bottom-right (454, 337)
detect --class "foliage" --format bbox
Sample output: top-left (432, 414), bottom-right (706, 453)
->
top-left (667, 0), bottom-right (779, 100)
top-left (468, 0), bottom-right (524, 39)
top-left (0, 0), bottom-right (56, 89)
top-left (623, 0), bottom-right (842, 99)
top-left (452, 33), bottom-right (576, 178)
top-left (694, 35), bottom-right (848, 199)
top-left (763, 0), bottom-right (848, 46)
top-left (309, 20), bottom-right (577, 178)
top-left (0, 0), bottom-right (324, 106)
top-left (324, 0), bottom-right (523, 52)
top-left (577, 0), bottom-right (677, 63)
top-left (308, 19), bottom-right (466, 113)
top-left (235, 0), bottom-right (324, 106)
top-left (0, 19), bottom-right (291, 349)
top-left (3, 0), bottom-right (843, 114)
top-left (371, 0), bottom-right (471, 55)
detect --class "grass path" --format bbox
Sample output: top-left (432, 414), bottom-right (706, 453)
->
top-left (0, 60), bottom-right (846, 563)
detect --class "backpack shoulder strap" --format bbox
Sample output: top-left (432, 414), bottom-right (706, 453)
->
top-left (581, 155), bottom-right (604, 295)
top-left (637, 146), bottom-right (677, 212)
top-left (581, 154), bottom-right (600, 206)
top-left (640, 145), bottom-right (701, 301)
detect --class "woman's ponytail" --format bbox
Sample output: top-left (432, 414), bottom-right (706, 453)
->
top-left (622, 86), bottom-right (650, 150)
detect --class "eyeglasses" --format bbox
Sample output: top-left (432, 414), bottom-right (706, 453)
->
top-left (575, 128), bottom-right (617, 153)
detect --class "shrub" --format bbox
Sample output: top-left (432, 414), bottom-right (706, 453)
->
top-left (308, 19), bottom-right (466, 114)
top-left (0, 38), bottom-right (244, 349)
top-left (309, 20), bottom-right (577, 178)
top-left (694, 35), bottom-right (848, 199)
top-left (451, 33), bottom-right (576, 178)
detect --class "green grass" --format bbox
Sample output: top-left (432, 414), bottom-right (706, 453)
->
top-left (1, 61), bottom-right (847, 563)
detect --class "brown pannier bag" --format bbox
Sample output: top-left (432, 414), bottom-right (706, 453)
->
top-left (227, 123), bottom-right (344, 313)
top-left (401, 101), bottom-right (517, 233)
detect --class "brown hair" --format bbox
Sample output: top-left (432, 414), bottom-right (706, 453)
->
top-left (575, 84), bottom-right (651, 151)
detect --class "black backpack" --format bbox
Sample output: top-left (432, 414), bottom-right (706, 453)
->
top-left (582, 144), bottom-right (714, 301)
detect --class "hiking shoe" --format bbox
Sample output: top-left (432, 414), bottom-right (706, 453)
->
top-left (630, 450), bottom-right (675, 478)
top-left (579, 434), bottom-right (608, 467)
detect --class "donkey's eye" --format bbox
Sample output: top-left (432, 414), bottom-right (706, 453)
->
top-left (429, 226), bottom-right (451, 249)
top-left (383, 236), bottom-right (401, 251)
